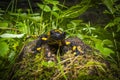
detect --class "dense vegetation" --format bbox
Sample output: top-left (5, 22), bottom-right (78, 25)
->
top-left (0, 0), bottom-right (120, 80)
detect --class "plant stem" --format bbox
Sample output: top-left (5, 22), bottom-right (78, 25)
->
top-left (112, 32), bottom-right (120, 68)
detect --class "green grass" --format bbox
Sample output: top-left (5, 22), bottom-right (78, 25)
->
top-left (0, 0), bottom-right (120, 80)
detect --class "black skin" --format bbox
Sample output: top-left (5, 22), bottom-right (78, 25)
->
top-left (32, 29), bottom-right (87, 56)
top-left (61, 44), bottom-right (81, 56)
top-left (74, 48), bottom-right (81, 56)
top-left (49, 29), bottom-right (66, 40)
top-left (32, 29), bottom-right (66, 54)
top-left (32, 34), bottom-right (48, 53)
top-left (70, 43), bottom-right (82, 56)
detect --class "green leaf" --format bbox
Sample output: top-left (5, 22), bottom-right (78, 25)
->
top-left (17, 22), bottom-right (28, 34)
top-left (51, 12), bottom-right (59, 18)
top-left (103, 0), bottom-right (115, 14)
top-left (0, 33), bottom-right (24, 38)
top-left (60, 0), bottom-right (90, 18)
top-left (102, 48), bottom-right (114, 56)
top-left (8, 51), bottom-right (16, 62)
top-left (95, 39), bottom-right (114, 57)
top-left (71, 20), bottom-right (83, 26)
top-left (0, 22), bottom-right (8, 27)
top-left (104, 22), bottom-right (114, 29)
top-left (102, 39), bottom-right (113, 47)
top-left (61, 5), bottom-right (89, 18)
top-left (37, 4), bottom-right (51, 12)
top-left (44, 0), bottom-right (59, 5)
top-left (52, 5), bottom-right (60, 11)
top-left (95, 41), bottom-right (103, 51)
top-left (0, 42), bottom-right (9, 57)
top-left (29, 16), bottom-right (41, 22)
top-left (114, 17), bottom-right (120, 23)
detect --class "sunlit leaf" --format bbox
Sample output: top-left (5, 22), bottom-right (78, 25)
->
top-left (0, 33), bottom-right (24, 38)
top-left (52, 5), bottom-right (60, 11)
top-left (37, 4), bottom-right (51, 12)
top-left (95, 41), bottom-right (103, 51)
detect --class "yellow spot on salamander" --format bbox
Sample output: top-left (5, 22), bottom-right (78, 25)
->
top-left (65, 41), bottom-right (71, 45)
top-left (54, 29), bottom-right (62, 34)
top-left (37, 47), bottom-right (41, 51)
top-left (41, 37), bottom-right (48, 41)
top-left (72, 46), bottom-right (77, 50)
